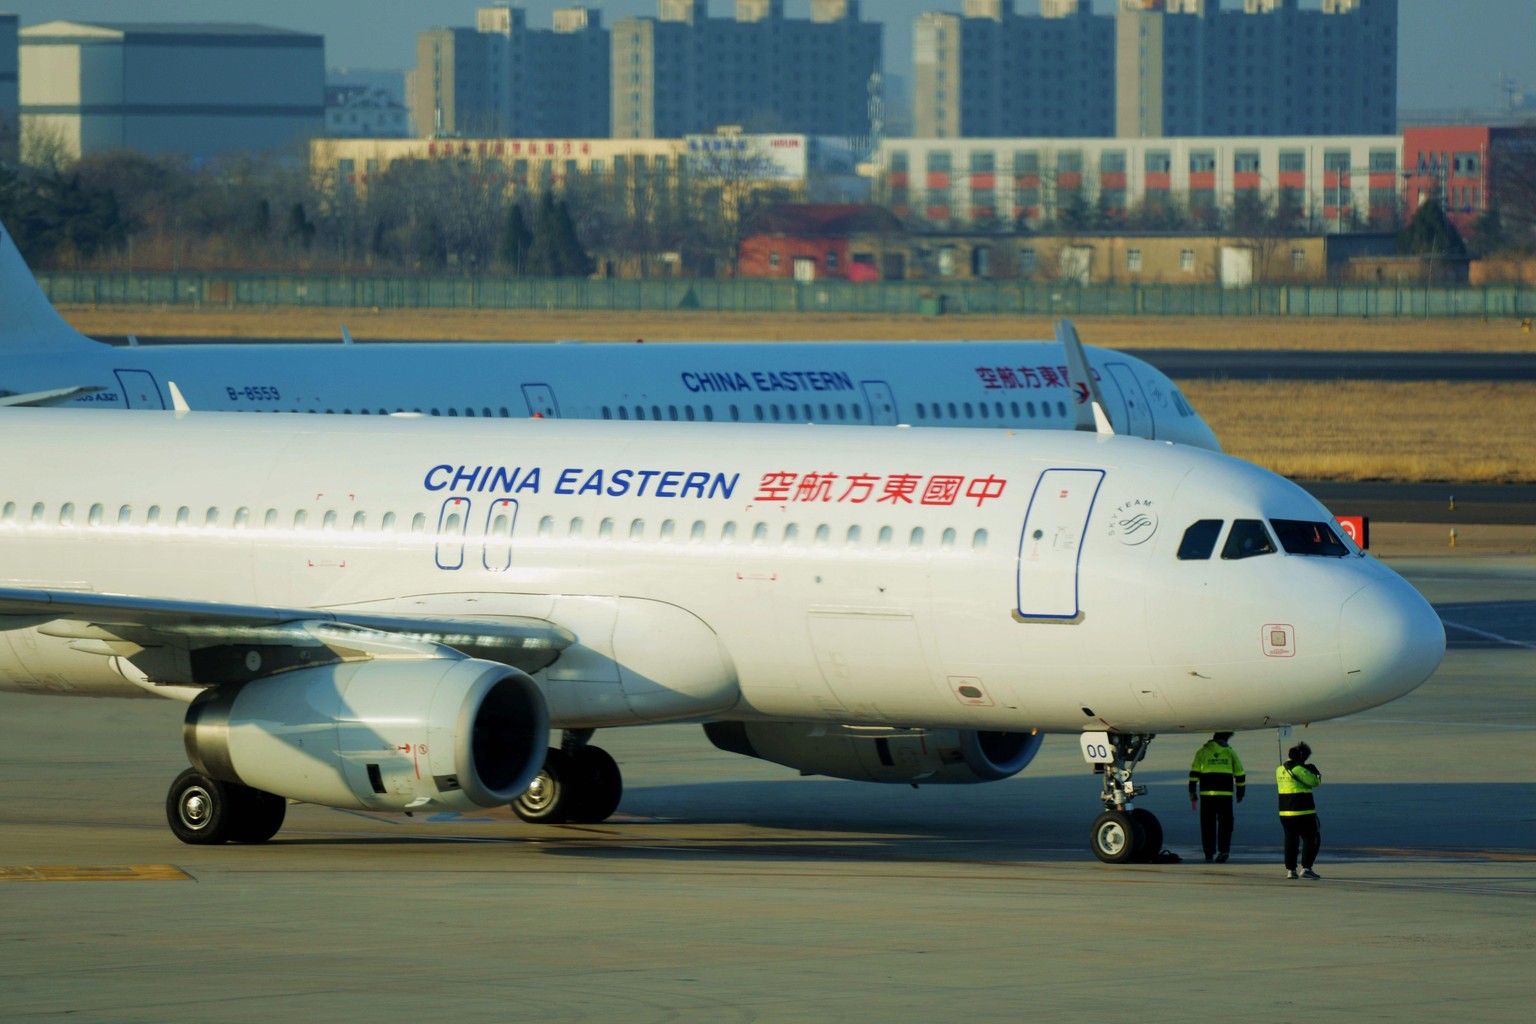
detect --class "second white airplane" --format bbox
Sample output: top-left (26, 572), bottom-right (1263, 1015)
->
top-left (0, 222), bottom-right (1220, 450)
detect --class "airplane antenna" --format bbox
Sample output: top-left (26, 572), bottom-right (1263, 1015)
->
top-left (341, 326), bottom-right (355, 346)
top-left (127, 334), bottom-right (140, 347)
top-left (1057, 319), bottom-right (1115, 436)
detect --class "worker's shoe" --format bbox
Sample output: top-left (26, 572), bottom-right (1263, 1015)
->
top-left (1285, 869), bottom-right (1299, 880)
top-left (1215, 852), bottom-right (1229, 863)
top-left (1301, 868), bottom-right (1321, 880)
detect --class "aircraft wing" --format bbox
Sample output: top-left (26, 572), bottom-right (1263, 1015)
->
top-left (0, 385), bottom-right (106, 407)
top-left (0, 586), bottom-right (575, 687)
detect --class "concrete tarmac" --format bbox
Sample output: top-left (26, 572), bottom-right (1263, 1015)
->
top-left (2, 553), bottom-right (1533, 1023)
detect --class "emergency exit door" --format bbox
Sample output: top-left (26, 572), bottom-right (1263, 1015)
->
top-left (1015, 469), bottom-right (1104, 621)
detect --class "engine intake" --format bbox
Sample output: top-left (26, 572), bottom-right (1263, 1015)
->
top-left (704, 721), bottom-right (1043, 785)
top-left (185, 658), bottom-right (548, 812)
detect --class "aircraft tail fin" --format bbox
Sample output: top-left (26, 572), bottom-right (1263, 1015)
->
top-left (0, 220), bottom-right (99, 354)
top-left (1057, 319), bottom-right (1115, 436)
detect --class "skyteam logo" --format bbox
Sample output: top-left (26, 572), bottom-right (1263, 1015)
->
top-left (1107, 498), bottom-right (1159, 546)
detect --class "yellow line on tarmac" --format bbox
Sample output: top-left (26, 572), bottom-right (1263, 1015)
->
top-left (0, 864), bottom-right (191, 882)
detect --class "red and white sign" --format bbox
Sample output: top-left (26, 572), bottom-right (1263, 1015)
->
top-left (1335, 515), bottom-right (1369, 550)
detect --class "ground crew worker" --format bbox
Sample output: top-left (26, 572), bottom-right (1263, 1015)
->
top-left (1188, 731), bottom-right (1245, 862)
top-left (1277, 742), bottom-right (1323, 880)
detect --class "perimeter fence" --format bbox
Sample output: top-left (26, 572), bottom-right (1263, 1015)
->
top-left (36, 271), bottom-right (1536, 320)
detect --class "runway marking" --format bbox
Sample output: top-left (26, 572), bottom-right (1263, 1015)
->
top-left (1441, 620), bottom-right (1536, 651)
top-left (0, 864), bottom-right (191, 882)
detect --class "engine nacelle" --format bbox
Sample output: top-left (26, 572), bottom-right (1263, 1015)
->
top-left (184, 658), bottom-right (548, 813)
top-left (703, 721), bottom-right (1043, 785)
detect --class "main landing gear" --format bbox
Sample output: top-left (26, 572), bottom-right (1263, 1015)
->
top-left (1081, 732), bottom-right (1163, 864)
top-left (513, 729), bottom-right (624, 825)
top-left (166, 767), bottom-right (287, 845)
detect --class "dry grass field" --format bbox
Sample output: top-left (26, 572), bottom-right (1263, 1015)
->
top-left (1182, 380), bottom-right (1536, 483)
top-left (55, 305), bottom-right (1536, 483)
top-left (56, 305), bottom-right (1536, 352)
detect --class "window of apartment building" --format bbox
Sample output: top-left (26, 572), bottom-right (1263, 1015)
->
top-left (1190, 188), bottom-right (1215, 209)
top-left (769, 251), bottom-right (780, 269)
top-left (1016, 187), bottom-right (1040, 209)
top-left (970, 151), bottom-right (995, 174)
top-left (1014, 150), bottom-right (1040, 175)
top-left (1101, 188), bottom-right (1126, 212)
top-left (1057, 150), bottom-right (1083, 174)
top-left (826, 251), bottom-right (838, 271)
top-left (1126, 248), bottom-right (1142, 273)
top-left (928, 151), bottom-right (952, 174)
top-left (1323, 150), bottom-right (1351, 173)
top-left (1019, 247), bottom-right (1037, 275)
top-left (889, 151), bottom-right (909, 173)
top-left (1145, 151), bottom-right (1171, 173)
top-left (1234, 150), bottom-right (1261, 173)
top-left (1455, 152), bottom-right (1481, 175)
top-left (1369, 149), bottom-right (1396, 173)
top-left (1100, 150), bottom-right (1127, 174)
top-left (926, 188), bottom-right (950, 209)
top-left (1278, 150), bottom-right (1306, 173)
top-left (1190, 151), bottom-right (1216, 173)
top-left (1291, 248), bottom-right (1307, 271)
top-left (1179, 248), bottom-right (1195, 273)
top-left (971, 189), bottom-right (996, 218)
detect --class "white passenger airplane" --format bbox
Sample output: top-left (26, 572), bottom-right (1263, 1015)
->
top-left (0, 224), bottom-right (1220, 450)
top-left (0, 408), bottom-right (1442, 861)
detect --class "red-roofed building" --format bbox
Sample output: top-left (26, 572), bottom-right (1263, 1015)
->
top-left (738, 204), bottom-right (906, 281)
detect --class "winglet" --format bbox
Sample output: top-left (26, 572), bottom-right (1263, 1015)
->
top-left (1057, 319), bottom-right (1115, 436)
top-left (341, 325), bottom-right (355, 345)
top-left (167, 381), bottom-right (191, 413)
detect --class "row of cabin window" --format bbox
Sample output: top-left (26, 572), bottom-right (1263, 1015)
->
top-left (533, 515), bottom-right (990, 551)
top-left (2, 501), bottom-right (993, 552)
top-left (218, 400), bottom-right (1075, 424)
top-left (1, 501), bottom-right (430, 534)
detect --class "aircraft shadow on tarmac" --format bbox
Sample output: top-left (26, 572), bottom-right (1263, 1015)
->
top-left (244, 771), bottom-right (1536, 867)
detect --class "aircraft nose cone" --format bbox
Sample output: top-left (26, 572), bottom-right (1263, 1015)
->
top-left (1340, 576), bottom-right (1445, 710)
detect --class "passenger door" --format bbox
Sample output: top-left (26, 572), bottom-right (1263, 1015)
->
top-left (521, 384), bottom-right (559, 418)
top-left (114, 370), bottom-right (165, 409)
top-left (1015, 469), bottom-right (1104, 621)
top-left (860, 380), bottom-right (898, 425)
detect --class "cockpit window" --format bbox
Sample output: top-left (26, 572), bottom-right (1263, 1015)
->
top-left (1221, 519), bottom-right (1277, 560)
top-left (1177, 519), bottom-right (1224, 560)
top-left (1172, 390), bottom-right (1193, 418)
top-left (1270, 519), bottom-right (1350, 557)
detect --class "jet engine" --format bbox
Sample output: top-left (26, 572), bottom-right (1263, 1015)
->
top-left (184, 658), bottom-right (548, 813)
top-left (703, 721), bottom-right (1044, 785)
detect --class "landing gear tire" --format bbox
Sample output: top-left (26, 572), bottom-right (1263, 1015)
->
top-left (166, 767), bottom-right (286, 845)
top-left (1090, 810), bottom-right (1141, 864)
top-left (567, 746), bottom-right (623, 823)
top-left (1130, 808), bottom-right (1163, 863)
top-left (513, 748), bottom-right (574, 823)
top-left (228, 787), bottom-right (288, 844)
top-left (513, 745), bottom-right (624, 824)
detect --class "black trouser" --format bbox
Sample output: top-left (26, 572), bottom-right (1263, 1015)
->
top-left (1281, 814), bottom-right (1321, 870)
top-left (1199, 794), bottom-right (1234, 859)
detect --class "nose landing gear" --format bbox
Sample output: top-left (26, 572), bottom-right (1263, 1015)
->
top-left (1080, 732), bottom-right (1163, 864)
